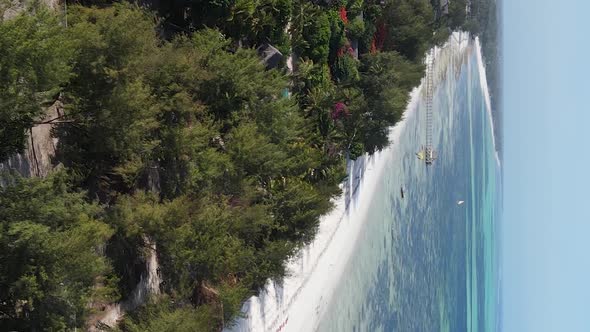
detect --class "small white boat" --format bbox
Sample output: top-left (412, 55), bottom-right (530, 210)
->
top-left (457, 200), bottom-right (465, 205)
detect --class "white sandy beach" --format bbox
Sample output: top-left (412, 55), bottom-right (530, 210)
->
top-left (225, 83), bottom-right (421, 332)
top-left (225, 32), bottom-right (495, 332)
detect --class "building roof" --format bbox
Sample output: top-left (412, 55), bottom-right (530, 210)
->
top-left (257, 43), bottom-right (284, 70)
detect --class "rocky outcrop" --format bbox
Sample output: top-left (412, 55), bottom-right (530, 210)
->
top-left (87, 236), bottom-right (162, 331)
top-left (0, 100), bottom-right (63, 186)
top-left (0, 0), bottom-right (64, 185)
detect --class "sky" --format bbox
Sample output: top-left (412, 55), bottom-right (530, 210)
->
top-left (502, 0), bottom-right (590, 331)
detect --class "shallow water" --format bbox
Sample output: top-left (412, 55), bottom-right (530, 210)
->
top-left (317, 38), bottom-right (501, 332)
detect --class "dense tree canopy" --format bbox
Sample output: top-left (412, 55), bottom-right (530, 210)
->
top-left (0, 4), bottom-right (341, 330)
top-left (0, 173), bottom-right (115, 331)
top-left (381, 0), bottom-right (434, 61)
top-left (357, 51), bottom-right (424, 152)
top-left (0, 0), bottom-right (474, 329)
top-left (55, 5), bottom-right (160, 200)
top-left (0, 8), bottom-right (73, 160)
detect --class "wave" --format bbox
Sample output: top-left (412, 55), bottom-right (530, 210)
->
top-left (473, 36), bottom-right (502, 169)
top-left (225, 32), bottom-right (479, 332)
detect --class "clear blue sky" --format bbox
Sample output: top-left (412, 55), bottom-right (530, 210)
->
top-left (503, 0), bottom-right (590, 331)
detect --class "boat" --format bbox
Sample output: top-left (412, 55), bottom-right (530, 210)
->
top-left (416, 150), bottom-right (425, 160)
top-left (457, 200), bottom-right (464, 205)
top-left (400, 187), bottom-right (405, 199)
top-left (416, 145), bottom-right (436, 165)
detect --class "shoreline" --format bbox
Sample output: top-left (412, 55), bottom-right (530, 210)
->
top-left (226, 76), bottom-right (422, 332)
top-left (226, 31), bottom-right (494, 332)
top-left (474, 36), bottom-right (502, 169)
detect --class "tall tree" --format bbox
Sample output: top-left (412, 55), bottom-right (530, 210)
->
top-left (0, 174), bottom-right (115, 331)
top-left (356, 51), bottom-right (424, 153)
top-left (381, 0), bottom-right (434, 61)
top-left (56, 4), bottom-right (160, 199)
top-left (0, 8), bottom-right (73, 161)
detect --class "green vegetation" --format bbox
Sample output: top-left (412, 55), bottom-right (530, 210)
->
top-left (0, 173), bottom-right (116, 331)
top-left (357, 51), bottom-right (424, 153)
top-left (382, 0), bottom-right (434, 61)
top-left (120, 299), bottom-right (214, 332)
top-left (0, 0), bottom-right (475, 330)
top-left (0, 7), bottom-right (73, 160)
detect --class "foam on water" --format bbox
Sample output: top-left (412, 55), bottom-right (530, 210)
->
top-left (225, 73), bottom-right (422, 332)
top-left (473, 37), bottom-right (501, 168)
top-left (226, 31), bottom-right (497, 332)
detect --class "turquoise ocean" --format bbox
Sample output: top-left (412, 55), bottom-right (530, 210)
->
top-left (317, 39), bottom-right (501, 332)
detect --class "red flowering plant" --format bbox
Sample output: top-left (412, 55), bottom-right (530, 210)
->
top-left (331, 102), bottom-right (350, 120)
top-left (339, 7), bottom-right (348, 24)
